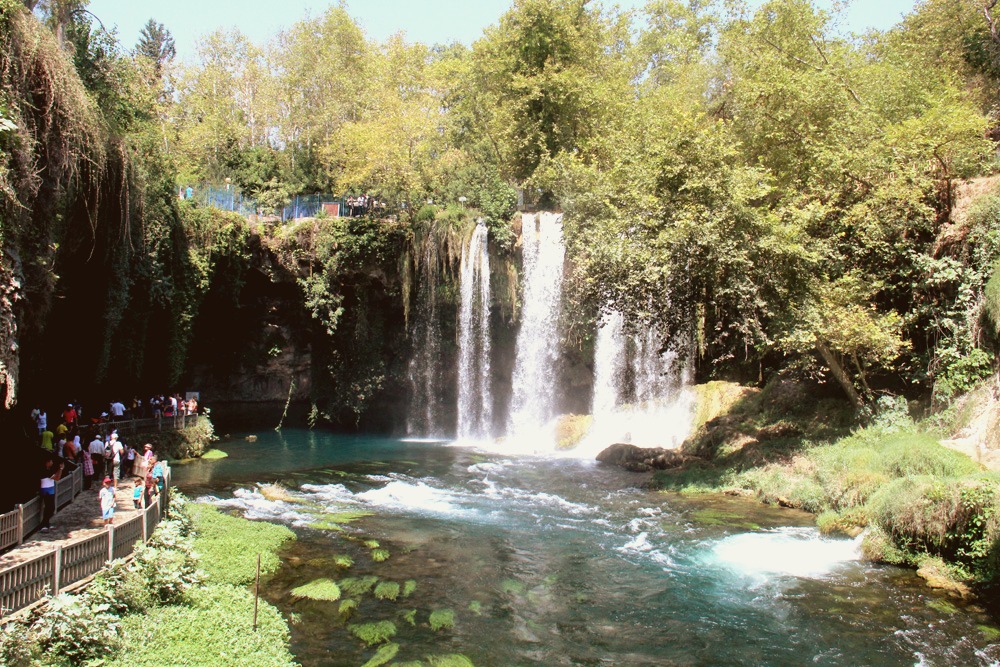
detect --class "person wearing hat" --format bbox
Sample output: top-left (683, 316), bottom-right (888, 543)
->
top-left (99, 477), bottom-right (116, 526)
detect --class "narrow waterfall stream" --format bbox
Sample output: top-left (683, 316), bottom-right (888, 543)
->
top-left (406, 239), bottom-right (447, 437)
top-left (587, 309), bottom-right (694, 451)
top-left (507, 212), bottom-right (565, 439)
top-left (456, 221), bottom-right (493, 440)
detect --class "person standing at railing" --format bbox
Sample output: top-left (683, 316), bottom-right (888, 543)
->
top-left (39, 459), bottom-right (62, 533)
top-left (88, 434), bottom-right (104, 485)
top-left (81, 440), bottom-right (94, 490)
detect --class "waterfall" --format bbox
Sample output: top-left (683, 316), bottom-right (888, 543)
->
top-left (406, 240), bottom-right (446, 437)
top-left (507, 212), bottom-right (565, 438)
top-left (588, 310), bottom-right (693, 449)
top-left (457, 221), bottom-right (493, 440)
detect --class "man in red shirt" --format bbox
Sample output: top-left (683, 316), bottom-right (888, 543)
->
top-left (62, 403), bottom-right (77, 426)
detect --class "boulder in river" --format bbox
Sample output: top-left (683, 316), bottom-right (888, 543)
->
top-left (596, 443), bottom-right (692, 472)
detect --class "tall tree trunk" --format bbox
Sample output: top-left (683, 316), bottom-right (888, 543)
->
top-left (816, 341), bottom-right (863, 408)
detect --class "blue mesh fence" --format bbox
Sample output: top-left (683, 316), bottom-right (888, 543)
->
top-left (183, 185), bottom-right (354, 221)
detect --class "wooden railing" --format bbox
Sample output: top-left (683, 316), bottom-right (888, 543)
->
top-left (0, 466), bottom-right (86, 555)
top-left (91, 414), bottom-right (205, 439)
top-left (0, 467), bottom-right (171, 617)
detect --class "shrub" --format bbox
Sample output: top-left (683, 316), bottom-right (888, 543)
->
top-left (0, 621), bottom-right (33, 667)
top-left (32, 593), bottom-right (120, 665)
top-left (868, 475), bottom-right (1000, 581)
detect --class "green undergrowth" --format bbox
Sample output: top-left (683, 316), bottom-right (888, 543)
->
top-left (187, 503), bottom-right (295, 586)
top-left (653, 381), bottom-right (1000, 587)
top-left (0, 493), bottom-right (298, 667)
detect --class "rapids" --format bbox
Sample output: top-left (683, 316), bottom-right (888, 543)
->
top-left (174, 430), bottom-right (1000, 667)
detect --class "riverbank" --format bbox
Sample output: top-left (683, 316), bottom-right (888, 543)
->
top-left (645, 379), bottom-right (1000, 596)
top-left (0, 494), bottom-right (297, 667)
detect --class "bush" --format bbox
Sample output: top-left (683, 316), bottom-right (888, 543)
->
top-left (868, 475), bottom-right (1000, 581)
top-left (0, 621), bottom-right (33, 667)
top-left (31, 593), bottom-right (120, 665)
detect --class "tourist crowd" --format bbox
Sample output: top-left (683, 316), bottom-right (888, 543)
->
top-left (32, 395), bottom-right (188, 533)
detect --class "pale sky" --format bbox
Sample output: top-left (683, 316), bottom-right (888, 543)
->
top-left (85, 0), bottom-right (918, 62)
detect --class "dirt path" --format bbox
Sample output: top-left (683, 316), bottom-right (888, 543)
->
top-left (0, 480), bottom-right (146, 568)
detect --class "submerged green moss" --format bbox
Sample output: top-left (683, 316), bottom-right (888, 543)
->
top-left (402, 580), bottom-right (417, 598)
top-left (348, 620), bottom-right (397, 646)
top-left (374, 581), bottom-right (400, 601)
top-left (371, 548), bottom-right (391, 562)
top-left (361, 642), bottom-right (399, 667)
top-left (340, 576), bottom-right (379, 597)
top-left (290, 579), bottom-right (341, 602)
top-left (428, 609), bottom-right (455, 631)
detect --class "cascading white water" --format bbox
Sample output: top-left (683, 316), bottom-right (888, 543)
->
top-left (457, 221), bottom-right (493, 440)
top-left (406, 241), bottom-right (445, 437)
top-left (592, 310), bottom-right (626, 418)
top-left (507, 212), bottom-right (565, 438)
top-left (586, 309), bottom-right (693, 450)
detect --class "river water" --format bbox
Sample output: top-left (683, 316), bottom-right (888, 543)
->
top-left (174, 429), bottom-right (1000, 667)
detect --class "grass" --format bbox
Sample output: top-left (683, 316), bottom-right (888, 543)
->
top-left (291, 578), bottom-right (342, 601)
top-left (108, 584), bottom-right (297, 667)
top-left (187, 504), bottom-right (295, 586)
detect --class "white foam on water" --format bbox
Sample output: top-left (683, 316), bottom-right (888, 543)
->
top-left (200, 490), bottom-right (313, 527)
top-left (616, 531), bottom-right (677, 568)
top-left (709, 527), bottom-right (861, 580)
top-left (355, 479), bottom-right (464, 516)
top-left (399, 437), bottom-right (450, 444)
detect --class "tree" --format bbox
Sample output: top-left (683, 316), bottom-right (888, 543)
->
top-left (134, 19), bottom-right (175, 80)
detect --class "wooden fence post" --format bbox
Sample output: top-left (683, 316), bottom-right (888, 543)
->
top-left (107, 526), bottom-right (115, 562)
top-left (53, 546), bottom-right (62, 595)
top-left (142, 505), bottom-right (148, 543)
top-left (16, 505), bottom-right (23, 546)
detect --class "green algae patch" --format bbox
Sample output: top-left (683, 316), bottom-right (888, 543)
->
top-left (400, 609), bottom-right (417, 625)
top-left (468, 600), bottom-right (483, 615)
top-left (429, 609), bottom-right (456, 631)
top-left (333, 554), bottom-right (355, 568)
top-left (311, 511), bottom-right (375, 531)
top-left (500, 579), bottom-right (525, 595)
top-left (290, 579), bottom-right (342, 602)
top-left (402, 579), bottom-right (417, 597)
top-left (339, 599), bottom-right (359, 619)
top-left (371, 548), bottom-right (391, 562)
top-left (200, 448), bottom-right (229, 460)
top-left (374, 580), bottom-right (401, 601)
top-left (926, 598), bottom-right (959, 614)
top-left (978, 625), bottom-right (1000, 641)
top-left (348, 620), bottom-right (397, 646)
top-left (340, 576), bottom-right (379, 597)
top-left (426, 655), bottom-right (475, 667)
top-left (361, 642), bottom-right (400, 667)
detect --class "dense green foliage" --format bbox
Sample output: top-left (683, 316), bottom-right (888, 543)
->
top-left (0, 494), bottom-right (297, 667)
top-left (2, 0), bottom-right (1000, 421)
